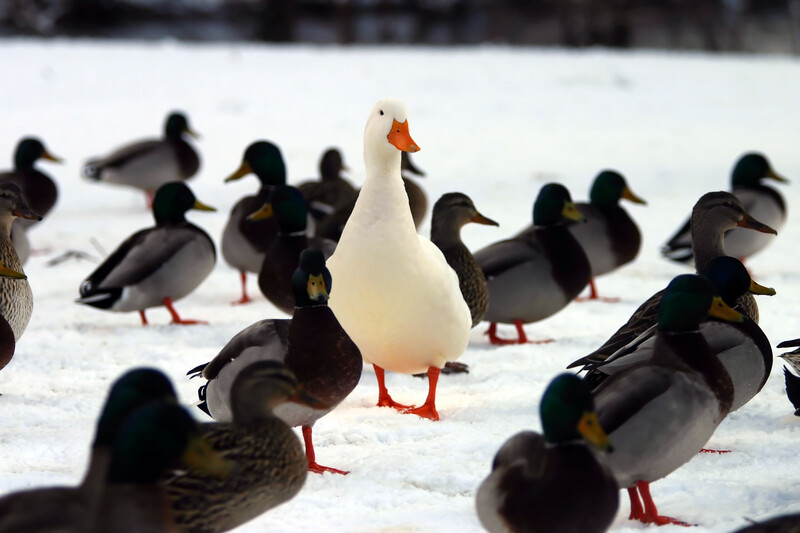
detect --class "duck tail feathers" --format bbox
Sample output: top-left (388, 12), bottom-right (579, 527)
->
top-left (76, 283), bottom-right (121, 309)
top-left (661, 243), bottom-right (694, 263)
top-left (82, 160), bottom-right (102, 181)
top-left (784, 367), bottom-right (800, 416)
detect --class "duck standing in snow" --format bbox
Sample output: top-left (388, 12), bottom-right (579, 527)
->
top-left (476, 373), bottom-right (618, 533)
top-left (167, 361), bottom-right (322, 532)
top-left (777, 339), bottom-right (800, 417)
top-left (297, 147), bottom-right (358, 224)
top-left (0, 262), bottom-right (33, 373)
top-left (430, 192), bottom-right (498, 328)
top-left (592, 274), bottom-right (741, 526)
top-left (662, 153), bottom-right (787, 264)
top-left (0, 368), bottom-right (191, 532)
top-left (568, 170), bottom-right (646, 301)
top-left (474, 183), bottom-right (590, 345)
top-left (82, 111), bottom-right (200, 206)
top-left (327, 99), bottom-right (471, 421)
top-left (221, 141), bottom-right (286, 305)
top-left (0, 183), bottom-right (40, 342)
top-left (575, 256), bottom-right (774, 413)
top-left (76, 182), bottom-right (216, 325)
top-left (191, 248), bottom-right (362, 475)
top-left (251, 185), bottom-right (337, 315)
top-left (0, 137), bottom-right (62, 264)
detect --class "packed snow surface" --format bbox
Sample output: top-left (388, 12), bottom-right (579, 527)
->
top-left (1, 40), bottom-right (799, 532)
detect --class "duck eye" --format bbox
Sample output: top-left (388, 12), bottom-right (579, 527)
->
top-left (379, 110), bottom-right (384, 116)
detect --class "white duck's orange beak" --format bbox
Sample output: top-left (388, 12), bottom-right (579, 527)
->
top-left (387, 119), bottom-right (420, 153)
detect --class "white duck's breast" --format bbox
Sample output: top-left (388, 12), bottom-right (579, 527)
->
top-left (724, 188), bottom-right (783, 259)
top-left (598, 370), bottom-right (722, 488)
top-left (109, 230), bottom-right (214, 312)
top-left (101, 144), bottom-right (181, 191)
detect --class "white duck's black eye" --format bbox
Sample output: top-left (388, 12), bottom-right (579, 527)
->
top-left (379, 110), bottom-right (384, 116)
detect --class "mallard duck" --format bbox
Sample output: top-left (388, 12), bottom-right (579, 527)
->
top-left (430, 192), bottom-right (498, 328)
top-left (76, 182), bottom-right (216, 325)
top-left (568, 170), bottom-right (646, 301)
top-left (191, 248), bottom-right (361, 475)
top-left (166, 361), bottom-right (322, 532)
top-left (0, 262), bottom-right (27, 373)
top-left (577, 256), bottom-right (774, 413)
top-left (327, 99), bottom-right (471, 421)
top-left (570, 193), bottom-right (776, 367)
top-left (473, 183), bottom-right (589, 345)
top-left (0, 183), bottom-right (40, 342)
top-left (777, 339), bottom-right (800, 416)
top-left (296, 148), bottom-right (358, 222)
top-left (221, 141), bottom-right (286, 305)
top-left (252, 186), bottom-right (337, 315)
top-left (476, 373), bottom-right (618, 533)
top-left (99, 401), bottom-right (230, 533)
top-left (0, 367), bottom-right (182, 532)
top-left (0, 138), bottom-right (62, 264)
top-left (83, 111), bottom-right (200, 206)
top-left (662, 153), bottom-right (786, 264)
top-left (592, 274), bottom-right (741, 526)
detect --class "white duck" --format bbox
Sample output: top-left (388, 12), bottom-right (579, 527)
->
top-left (327, 99), bottom-right (471, 421)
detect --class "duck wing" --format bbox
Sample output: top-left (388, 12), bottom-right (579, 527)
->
top-left (85, 140), bottom-right (161, 172)
top-left (201, 319), bottom-right (291, 380)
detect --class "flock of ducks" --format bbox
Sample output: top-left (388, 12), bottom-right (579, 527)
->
top-left (0, 98), bottom-right (795, 532)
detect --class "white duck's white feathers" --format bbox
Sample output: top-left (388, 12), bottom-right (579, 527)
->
top-left (327, 99), bottom-right (470, 375)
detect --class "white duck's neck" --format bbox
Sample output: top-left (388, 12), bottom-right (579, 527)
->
top-left (355, 146), bottom-right (418, 242)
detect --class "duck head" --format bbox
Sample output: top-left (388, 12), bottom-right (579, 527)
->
top-left (589, 170), bottom-right (646, 206)
top-left (247, 185), bottom-right (308, 234)
top-left (14, 137), bottom-right (62, 170)
top-left (700, 256), bottom-right (775, 309)
top-left (93, 368), bottom-right (177, 450)
top-left (540, 373), bottom-right (612, 451)
top-left (164, 111), bottom-right (198, 141)
top-left (0, 183), bottom-right (41, 232)
top-left (658, 274), bottom-right (744, 333)
top-left (225, 141), bottom-right (287, 188)
top-left (430, 192), bottom-right (498, 243)
top-left (229, 361), bottom-right (327, 425)
top-left (731, 153), bottom-right (787, 187)
top-left (320, 148), bottom-right (347, 181)
top-left (692, 191), bottom-right (777, 237)
top-left (532, 183), bottom-right (585, 226)
top-left (108, 402), bottom-right (230, 484)
top-left (152, 182), bottom-right (215, 226)
top-left (364, 99), bottom-right (420, 172)
top-left (292, 248), bottom-right (332, 307)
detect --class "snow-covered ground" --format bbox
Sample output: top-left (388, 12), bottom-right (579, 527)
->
top-left (1, 40), bottom-right (799, 532)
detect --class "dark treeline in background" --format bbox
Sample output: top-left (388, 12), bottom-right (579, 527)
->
top-left (2, 0), bottom-right (799, 53)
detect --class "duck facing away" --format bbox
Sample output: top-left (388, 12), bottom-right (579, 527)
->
top-left (327, 99), bottom-right (471, 421)
top-left (83, 111), bottom-right (200, 206)
top-left (0, 367), bottom-right (183, 533)
top-left (662, 153), bottom-right (787, 264)
top-left (0, 137), bottom-right (62, 264)
top-left (430, 192), bottom-right (498, 328)
top-left (0, 183), bottom-right (40, 342)
top-left (575, 256), bottom-right (774, 414)
top-left (252, 186), bottom-right (337, 315)
top-left (568, 170), bottom-right (646, 301)
top-left (166, 361), bottom-right (320, 533)
top-left (192, 248), bottom-right (362, 475)
top-left (297, 147), bottom-right (358, 223)
top-left (476, 373), bottom-right (618, 533)
top-left (221, 141), bottom-right (286, 305)
top-left (474, 183), bottom-right (589, 345)
top-left (592, 274), bottom-right (740, 526)
top-left (77, 181), bottom-right (216, 325)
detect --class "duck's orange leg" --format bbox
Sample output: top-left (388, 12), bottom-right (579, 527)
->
top-left (164, 297), bottom-right (207, 325)
top-left (404, 367), bottom-right (440, 421)
top-left (303, 426), bottom-right (348, 475)
top-left (374, 365), bottom-right (413, 410)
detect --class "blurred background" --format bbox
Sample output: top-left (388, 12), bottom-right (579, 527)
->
top-left (1, 0), bottom-right (799, 54)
